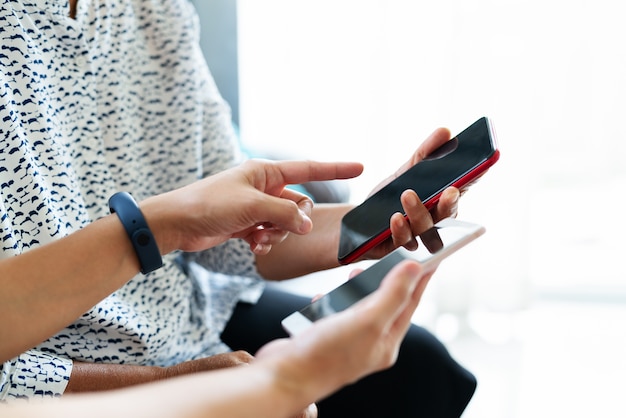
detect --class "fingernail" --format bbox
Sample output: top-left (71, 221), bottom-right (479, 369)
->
top-left (299, 213), bottom-right (313, 234)
top-left (253, 243), bottom-right (270, 255)
top-left (300, 199), bottom-right (313, 215)
top-left (405, 190), bottom-right (419, 206)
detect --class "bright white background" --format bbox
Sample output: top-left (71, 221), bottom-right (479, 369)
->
top-left (237, 1), bottom-right (626, 417)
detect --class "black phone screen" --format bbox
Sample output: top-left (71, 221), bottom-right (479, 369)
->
top-left (337, 117), bottom-right (497, 262)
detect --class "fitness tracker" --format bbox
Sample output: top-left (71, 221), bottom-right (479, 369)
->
top-left (109, 191), bottom-right (163, 274)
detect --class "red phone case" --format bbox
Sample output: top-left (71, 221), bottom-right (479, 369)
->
top-left (338, 117), bottom-right (500, 265)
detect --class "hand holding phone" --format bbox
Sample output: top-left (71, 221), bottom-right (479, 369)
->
top-left (338, 117), bottom-right (499, 264)
top-left (283, 218), bottom-right (485, 336)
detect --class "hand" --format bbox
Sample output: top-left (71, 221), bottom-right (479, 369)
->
top-left (10, 263), bottom-right (429, 418)
top-left (163, 351), bottom-right (255, 378)
top-left (142, 159), bottom-right (363, 255)
top-left (363, 128), bottom-right (461, 259)
top-left (255, 260), bottom-right (432, 404)
top-left (290, 404), bottom-right (318, 418)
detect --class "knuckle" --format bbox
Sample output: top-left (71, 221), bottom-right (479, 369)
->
top-left (232, 350), bottom-right (254, 364)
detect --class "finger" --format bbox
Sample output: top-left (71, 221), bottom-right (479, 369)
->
top-left (385, 266), bottom-right (434, 341)
top-left (391, 128), bottom-right (452, 180)
top-left (251, 227), bottom-right (290, 247)
top-left (267, 160), bottom-right (363, 189)
top-left (380, 266), bottom-right (435, 344)
top-left (249, 241), bottom-right (272, 255)
top-left (400, 189), bottom-right (433, 238)
top-left (256, 185), bottom-right (315, 233)
top-left (309, 266), bottom-right (365, 303)
top-left (348, 268), bottom-right (365, 279)
top-left (279, 187), bottom-right (314, 217)
top-left (287, 403), bottom-right (318, 418)
top-left (431, 187), bottom-right (460, 222)
top-left (311, 293), bottom-right (324, 302)
top-left (250, 192), bottom-right (314, 235)
top-left (370, 128), bottom-right (452, 199)
top-left (389, 212), bottom-right (417, 250)
top-left (357, 260), bottom-right (423, 330)
top-left (418, 226), bottom-right (444, 254)
top-left (412, 127), bottom-right (452, 165)
top-left (458, 171), bottom-right (487, 195)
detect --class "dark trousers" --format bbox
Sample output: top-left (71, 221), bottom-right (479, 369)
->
top-left (221, 285), bottom-right (477, 418)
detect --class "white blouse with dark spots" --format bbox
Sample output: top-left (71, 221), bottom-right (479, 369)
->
top-left (0, 0), bottom-right (263, 400)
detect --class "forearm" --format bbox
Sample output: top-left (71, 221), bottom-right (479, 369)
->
top-left (0, 215), bottom-right (140, 363)
top-left (255, 203), bottom-right (353, 280)
top-left (65, 351), bottom-right (255, 394)
top-left (127, 364), bottom-right (306, 418)
top-left (7, 358), bottom-right (325, 418)
top-left (64, 361), bottom-right (164, 393)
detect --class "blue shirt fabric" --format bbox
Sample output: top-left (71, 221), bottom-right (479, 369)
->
top-left (0, 0), bottom-right (262, 400)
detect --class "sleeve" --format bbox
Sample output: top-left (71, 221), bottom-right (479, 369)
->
top-left (189, 44), bottom-right (258, 276)
top-left (0, 350), bottom-right (73, 401)
top-left (186, 238), bottom-right (259, 279)
top-left (197, 52), bottom-right (245, 178)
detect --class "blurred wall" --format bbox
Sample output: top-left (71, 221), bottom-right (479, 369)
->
top-left (192, 0), bottom-right (240, 126)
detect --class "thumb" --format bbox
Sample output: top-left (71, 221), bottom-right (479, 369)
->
top-left (252, 191), bottom-right (313, 235)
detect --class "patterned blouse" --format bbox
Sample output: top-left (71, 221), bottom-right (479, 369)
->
top-left (0, 0), bottom-right (263, 400)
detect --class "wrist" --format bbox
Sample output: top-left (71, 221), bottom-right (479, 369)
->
top-left (262, 358), bottom-right (316, 414)
top-left (308, 203), bottom-right (352, 270)
top-left (262, 350), bottom-right (333, 409)
top-left (137, 193), bottom-right (184, 256)
top-left (109, 192), bottom-right (163, 274)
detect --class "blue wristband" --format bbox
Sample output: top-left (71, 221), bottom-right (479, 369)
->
top-left (109, 192), bottom-right (163, 274)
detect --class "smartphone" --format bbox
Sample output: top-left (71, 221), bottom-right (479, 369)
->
top-left (338, 116), bottom-right (499, 265)
top-left (282, 218), bottom-right (485, 336)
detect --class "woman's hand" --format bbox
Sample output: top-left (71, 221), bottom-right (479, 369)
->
top-left (361, 128), bottom-right (461, 260)
top-left (142, 159), bottom-right (363, 255)
top-left (255, 259), bottom-right (432, 407)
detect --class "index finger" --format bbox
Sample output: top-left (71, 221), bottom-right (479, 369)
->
top-left (401, 189), bottom-right (434, 236)
top-left (274, 160), bottom-right (364, 185)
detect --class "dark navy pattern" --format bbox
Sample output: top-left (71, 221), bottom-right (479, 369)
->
top-left (0, 0), bottom-right (262, 400)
